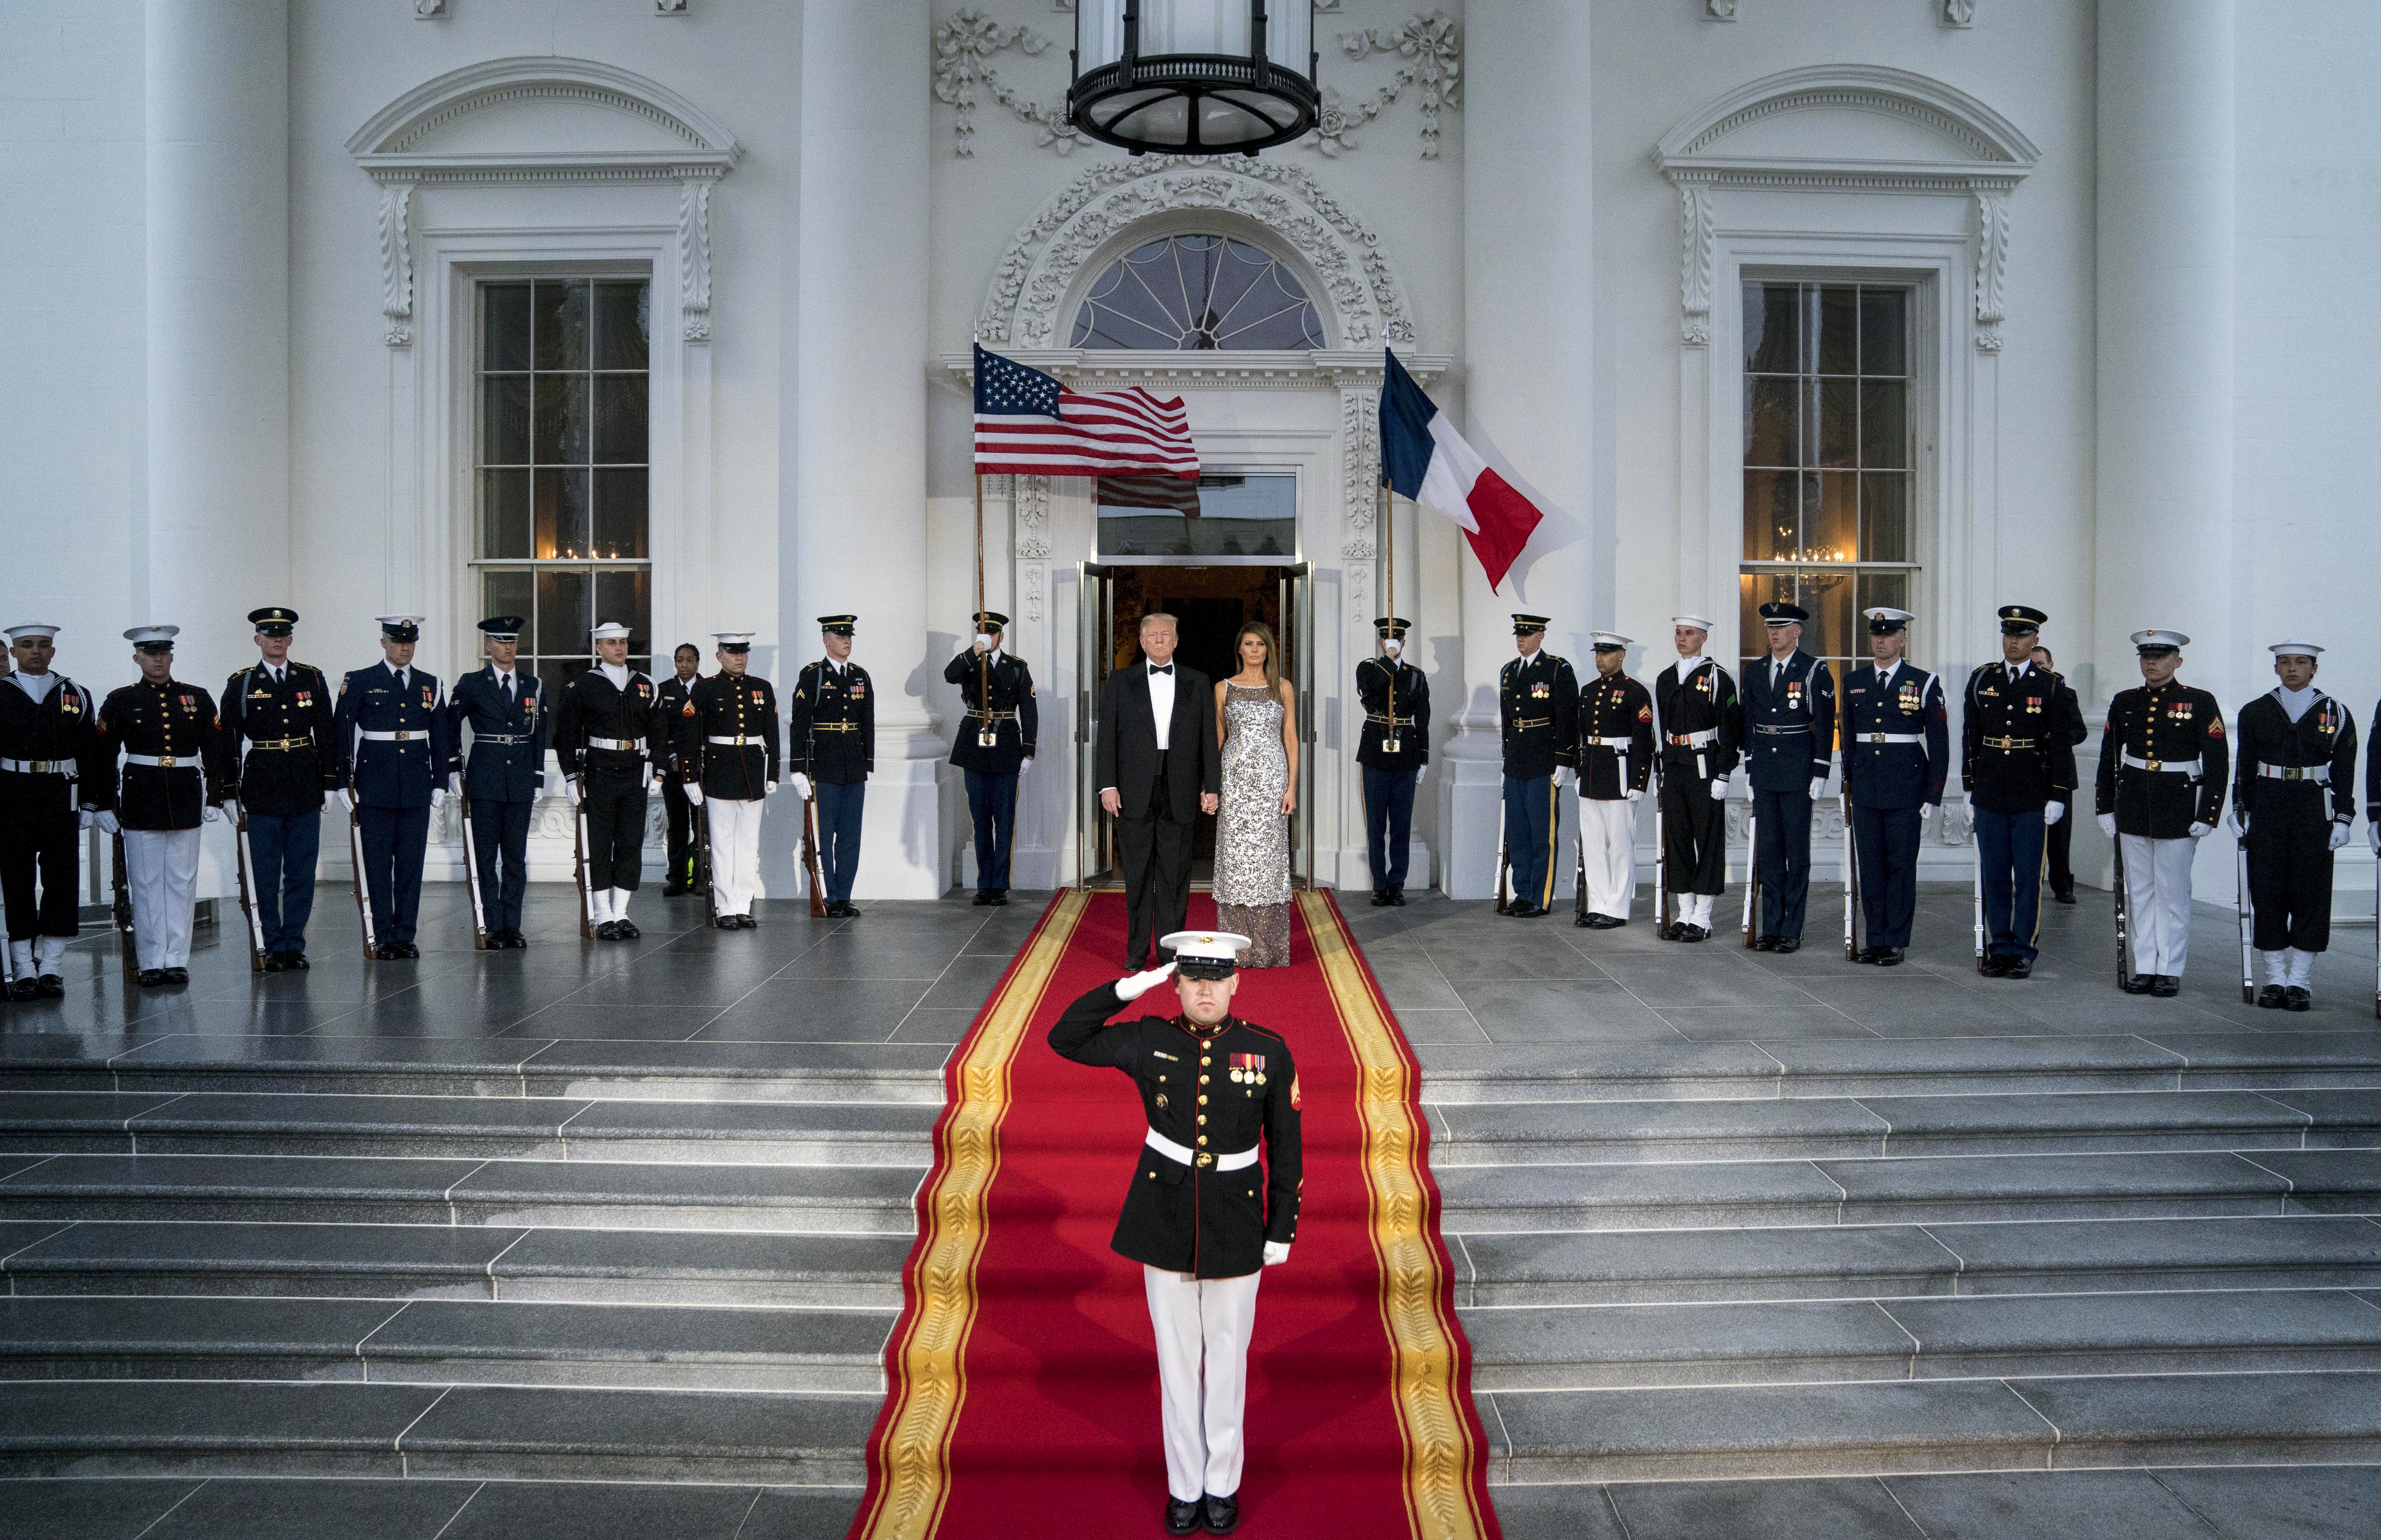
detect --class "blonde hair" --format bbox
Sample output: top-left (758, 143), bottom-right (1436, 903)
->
top-left (1232, 620), bottom-right (1284, 703)
top-left (1140, 611), bottom-right (1178, 635)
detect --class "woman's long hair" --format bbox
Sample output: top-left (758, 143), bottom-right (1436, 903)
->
top-left (1232, 620), bottom-right (1284, 704)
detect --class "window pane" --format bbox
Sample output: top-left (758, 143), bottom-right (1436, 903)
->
top-left (480, 470), bottom-right (532, 559)
top-left (533, 280), bottom-right (590, 371)
top-left (1742, 469), bottom-right (1799, 561)
top-left (593, 468), bottom-right (649, 559)
top-left (1804, 572), bottom-right (1858, 662)
top-left (1857, 570), bottom-right (1910, 623)
top-left (1810, 472), bottom-right (1858, 563)
top-left (482, 375), bottom-right (530, 465)
top-left (1738, 571), bottom-right (1785, 667)
top-left (1861, 473), bottom-right (1909, 562)
top-left (533, 375), bottom-right (591, 466)
top-left (536, 568), bottom-right (592, 658)
top-left (594, 569), bottom-right (652, 656)
top-left (536, 468), bottom-right (592, 560)
top-left (594, 280), bottom-right (650, 371)
top-left (484, 284), bottom-right (531, 372)
top-left (593, 375), bottom-right (647, 464)
top-left (1817, 286), bottom-right (1858, 374)
top-left (1744, 378), bottom-right (1800, 467)
top-left (1860, 289), bottom-right (1906, 376)
top-left (1859, 379), bottom-right (1906, 469)
top-left (481, 567), bottom-right (534, 631)
top-left (1071, 234), bottom-right (1325, 351)
top-left (536, 658), bottom-right (589, 700)
top-left (1817, 378), bottom-right (1857, 468)
top-left (1744, 284), bottom-right (1799, 373)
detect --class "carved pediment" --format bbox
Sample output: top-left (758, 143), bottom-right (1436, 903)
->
top-left (1656, 63), bottom-right (2037, 185)
top-left (347, 56), bottom-right (740, 184)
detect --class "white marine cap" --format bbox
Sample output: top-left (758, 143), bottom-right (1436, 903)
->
top-left (2268, 639), bottom-right (2324, 657)
top-left (1159, 929), bottom-right (1253, 980)
top-left (1590, 632), bottom-right (1633, 650)
top-left (1670, 614), bottom-right (1713, 632)
top-left (123, 624), bottom-right (180, 646)
top-left (2130, 628), bottom-right (2190, 653)
top-left (1864, 607), bottom-right (1916, 634)
top-left (712, 631), bottom-right (756, 646)
top-left (591, 620), bottom-right (634, 641)
top-left (5, 624), bottom-right (60, 641)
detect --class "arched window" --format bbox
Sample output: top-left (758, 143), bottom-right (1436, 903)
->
top-left (1070, 234), bottom-right (1326, 350)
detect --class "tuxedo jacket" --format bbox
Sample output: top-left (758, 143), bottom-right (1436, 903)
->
top-left (1095, 658), bottom-right (1221, 823)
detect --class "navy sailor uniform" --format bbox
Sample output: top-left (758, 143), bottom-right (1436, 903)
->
top-left (1653, 659), bottom-right (1742, 899)
top-left (2233, 690), bottom-right (2356, 957)
top-left (0, 671), bottom-right (98, 962)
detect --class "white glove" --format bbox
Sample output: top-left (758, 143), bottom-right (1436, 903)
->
top-left (1809, 776), bottom-right (1827, 800)
top-left (644, 767), bottom-right (657, 792)
top-left (1623, 786), bottom-right (1643, 801)
top-left (1382, 639), bottom-right (1401, 658)
top-left (2097, 812), bottom-right (2117, 839)
top-left (1921, 801), bottom-right (1940, 821)
top-left (429, 789), bottom-right (446, 812)
top-left (223, 798), bottom-right (242, 821)
top-left (2187, 821), bottom-right (2213, 839)
top-left (331, 786), bottom-right (352, 813)
top-left (1019, 757), bottom-right (1033, 775)
top-left (2229, 806), bottom-right (2249, 837)
top-left (2043, 800), bottom-right (2064, 827)
top-left (2329, 821), bottom-right (2351, 852)
top-left (1551, 766), bottom-right (1572, 790)
top-left (1962, 794), bottom-right (1977, 833)
top-left (1414, 764), bottom-right (1427, 784)
top-left (95, 810), bottom-right (120, 836)
top-left (1709, 778), bottom-right (1727, 801)
top-left (447, 772), bottom-right (462, 796)
top-left (78, 809), bottom-right (95, 830)
top-left (763, 778), bottom-right (779, 796)
top-left (973, 634), bottom-right (992, 653)
top-left (1114, 961), bottom-right (1177, 1002)
top-left (565, 776), bottom-right (583, 807)
top-left (201, 803), bottom-right (224, 824)
top-left (685, 783), bottom-right (705, 807)
top-left (790, 772), bottom-right (812, 800)
top-left (1263, 1241), bottom-right (1291, 1266)
top-left (2369, 823), bottom-right (2380, 856)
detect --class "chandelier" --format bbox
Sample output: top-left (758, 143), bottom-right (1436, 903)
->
top-left (1068, 1), bottom-right (1319, 156)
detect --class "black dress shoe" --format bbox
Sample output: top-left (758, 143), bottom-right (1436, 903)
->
top-left (1372, 891), bottom-right (1394, 908)
top-left (2053, 887), bottom-right (2077, 905)
top-left (2005, 957), bottom-right (2033, 980)
top-left (2285, 986), bottom-right (2313, 1012)
top-left (289, 950), bottom-right (312, 969)
top-left (614, 918), bottom-right (640, 940)
top-left (2121, 973), bottom-right (2154, 994)
top-left (261, 951), bottom-right (288, 973)
top-left (1753, 934), bottom-right (1777, 952)
top-left (2256, 984), bottom-right (2287, 1009)
top-left (1874, 946), bottom-right (1905, 966)
top-left (595, 921), bottom-right (619, 941)
top-left (1853, 945), bottom-right (1878, 964)
top-left (1201, 1492), bottom-right (1240, 1535)
top-left (987, 891), bottom-right (1008, 906)
top-left (1165, 1496), bottom-right (1202, 1535)
top-left (1678, 923), bottom-right (1709, 944)
top-left (138, 968), bottom-right (167, 987)
top-left (1514, 902), bottom-right (1547, 919)
top-left (836, 903), bottom-right (863, 918)
top-left (163, 967), bottom-right (189, 985)
top-left (35, 974), bottom-right (65, 999)
top-left (972, 889), bottom-right (995, 906)
top-left (1773, 937), bottom-right (1800, 954)
top-left (1387, 888), bottom-right (1407, 906)
top-left (1981, 954), bottom-right (2010, 978)
top-left (7, 978), bottom-right (34, 1001)
top-left (2150, 974), bottom-right (2180, 997)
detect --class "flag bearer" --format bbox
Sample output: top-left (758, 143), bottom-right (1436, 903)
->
top-left (1574, 633), bottom-right (1653, 928)
top-left (552, 620), bottom-right (660, 941)
top-left (334, 616), bottom-right (455, 961)
top-left (675, 632), bottom-right (779, 928)
top-left (654, 644), bottom-right (704, 897)
top-left (1356, 616), bottom-right (1429, 907)
top-left (788, 615), bottom-right (874, 918)
top-left (1499, 614), bottom-right (1578, 918)
top-left (944, 610), bottom-right (1038, 907)
top-left (1048, 931), bottom-right (1302, 1538)
top-left (90, 626), bottom-right (229, 985)
top-left (217, 607), bottom-right (338, 971)
top-left (2095, 630), bottom-right (2229, 996)
top-left (1653, 615), bottom-right (1740, 942)
top-left (2231, 642), bottom-right (2358, 1010)
top-left (447, 616), bottom-right (546, 949)
top-left (1962, 606), bottom-right (2083, 979)
top-left (1741, 602), bottom-right (1836, 952)
top-left (1842, 609), bottom-right (1949, 965)
top-left (0, 624), bottom-right (97, 997)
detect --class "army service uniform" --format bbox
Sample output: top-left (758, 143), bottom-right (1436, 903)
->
top-left (1355, 618), bottom-right (1429, 904)
top-left (219, 631), bottom-right (338, 964)
top-left (1498, 616), bottom-right (1579, 917)
top-left (1962, 607), bottom-right (2083, 973)
top-left (1842, 611), bottom-right (1950, 958)
top-left (2232, 646), bottom-right (2357, 1002)
top-left (1740, 607), bottom-right (1837, 949)
top-left (447, 626), bottom-right (547, 945)
top-left (334, 632), bottom-right (456, 953)
top-left (1653, 632), bottom-right (1741, 937)
top-left (675, 642), bottom-right (780, 924)
top-left (0, 627), bottom-right (97, 991)
top-left (943, 615), bottom-right (1038, 903)
top-left (1573, 636), bottom-right (1654, 926)
top-left (788, 621), bottom-right (875, 910)
top-left (2095, 632), bottom-right (2229, 990)
top-left (91, 631), bottom-right (230, 975)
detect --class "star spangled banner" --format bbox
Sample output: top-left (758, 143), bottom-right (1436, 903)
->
top-left (973, 343), bottom-right (1200, 481)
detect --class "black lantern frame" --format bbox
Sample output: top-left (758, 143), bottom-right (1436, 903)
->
top-left (1067, 1), bottom-right (1320, 157)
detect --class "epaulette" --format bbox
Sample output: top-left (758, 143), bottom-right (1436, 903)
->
top-left (1237, 1022), bottom-right (1288, 1045)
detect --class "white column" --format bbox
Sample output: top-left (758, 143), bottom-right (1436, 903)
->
top-left (789, 0), bottom-right (943, 899)
top-left (145, 0), bottom-right (289, 664)
top-left (1442, 0), bottom-right (1595, 898)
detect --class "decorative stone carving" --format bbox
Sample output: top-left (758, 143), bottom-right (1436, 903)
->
top-left (416, 0), bottom-right (447, 18)
top-left (933, 9), bottom-right (1084, 157)
top-left (1707, 0), bottom-right (1738, 19)
top-left (657, 0), bottom-right (689, 12)
top-left (1309, 12), bottom-right (1462, 160)
top-left (1971, 188), bottom-right (2009, 352)
top-left (1023, 563), bottom-right (1046, 625)
top-left (376, 180), bottom-right (415, 348)
top-left (1015, 473), bottom-right (1052, 560)
top-left (1677, 184), bottom-right (1714, 348)
top-left (679, 178), bottom-right (713, 342)
top-left (1941, 0), bottom-right (1977, 26)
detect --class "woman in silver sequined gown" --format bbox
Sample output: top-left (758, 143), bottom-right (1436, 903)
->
top-left (1212, 622), bottom-right (1298, 966)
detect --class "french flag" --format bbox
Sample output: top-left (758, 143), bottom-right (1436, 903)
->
top-left (1379, 348), bottom-right (1544, 593)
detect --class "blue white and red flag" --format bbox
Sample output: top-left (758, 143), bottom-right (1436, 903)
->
top-left (973, 343), bottom-right (1200, 481)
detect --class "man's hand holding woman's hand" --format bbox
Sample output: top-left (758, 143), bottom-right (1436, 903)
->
top-left (1115, 961), bottom-right (1177, 1002)
top-left (1201, 791), bottom-right (1219, 815)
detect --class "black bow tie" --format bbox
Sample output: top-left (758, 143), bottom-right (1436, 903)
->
top-left (1150, 664), bottom-right (1173, 676)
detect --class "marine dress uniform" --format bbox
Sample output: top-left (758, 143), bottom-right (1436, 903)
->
top-left (334, 618), bottom-right (456, 959)
top-left (2231, 641), bottom-right (2357, 1008)
top-left (675, 634), bottom-right (780, 927)
top-left (943, 612), bottom-right (1038, 905)
top-left (90, 626), bottom-right (230, 984)
top-left (2094, 630), bottom-right (2229, 996)
top-left (1653, 618), bottom-right (1741, 940)
top-left (0, 625), bottom-right (96, 996)
top-left (1574, 634), bottom-right (1654, 928)
top-left (787, 617), bottom-right (875, 917)
top-left (1355, 617), bottom-right (1429, 906)
top-left (1962, 606), bottom-right (2082, 978)
top-left (653, 660), bottom-right (703, 896)
top-left (1741, 604), bottom-right (1837, 951)
top-left (1047, 931), bottom-right (1302, 1537)
top-left (1498, 615), bottom-right (1579, 918)
top-left (217, 607), bottom-right (338, 969)
top-left (1842, 609), bottom-right (1950, 964)
top-left (551, 622), bottom-right (661, 940)
top-left (446, 618), bottom-right (547, 948)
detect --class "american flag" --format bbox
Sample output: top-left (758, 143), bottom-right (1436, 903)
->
top-left (973, 344), bottom-right (1200, 481)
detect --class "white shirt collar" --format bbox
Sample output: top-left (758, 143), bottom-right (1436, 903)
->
top-left (2276, 682), bottom-right (2320, 722)
top-left (1675, 655), bottom-right (1707, 676)
top-left (598, 661), bottom-right (630, 688)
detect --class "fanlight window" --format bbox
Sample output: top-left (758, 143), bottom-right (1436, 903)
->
top-left (1071, 235), bottom-right (1326, 351)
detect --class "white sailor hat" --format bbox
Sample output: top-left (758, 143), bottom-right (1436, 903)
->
top-left (2130, 628), bottom-right (2190, 654)
top-left (5, 623), bottom-right (60, 642)
top-left (712, 631), bottom-right (755, 653)
top-left (123, 625), bottom-right (180, 648)
top-left (1159, 930), bottom-right (1252, 980)
top-left (591, 620), bottom-right (634, 642)
top-left (1590, 632), bottom-right (1632, 651)
top-left (1864, 607), bottom-right (1915, 635)
top-left (375, 614), bottom-right (424, 642)
top-left (2268, 639), bottom-right (2324, 657)
top-left (1671, 614), bottom-right (1714, 632)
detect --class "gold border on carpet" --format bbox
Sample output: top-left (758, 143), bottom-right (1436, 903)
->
top-left (857, 889), bottom-right (1090, 1540)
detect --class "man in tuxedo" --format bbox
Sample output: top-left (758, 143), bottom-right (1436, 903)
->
top-left (1096, 612), bottom-right (1221, 970)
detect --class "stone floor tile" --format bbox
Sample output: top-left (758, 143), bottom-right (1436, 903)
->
top-left (1606, 1475), bottom-right (1925, 1538)
top-left (1460, 1225), bottom-right (1960, 1306)
top-left (2015, 1369), bottom-right (2381, 1465)
top-left (2151, 1463), bottom-right (2381, 1539)
top-left (1390, 1009), bottom-right (1491, 1043)
top-left (0, 1478), bottom-right (201, 1539)
top-left (735, 1486), bottom-right (870, 1540)
top-left (693, 979), bottom-right (936, 1042)
top-left (139, 1477), bottom-right (476, 1539)
top-left (1467, 1297), bottom-right (1918, 1388)
top-left (1881, 1469), bottom-right (2222, 1538)
top-left (1449, 980), bottom-right (1688, 1044)
top-left (1478, 1482), bottom-right (1631, 1540)
top-left (439, 1481), bottom-right (762, 1539)
top-left (493, 1006), bottom-right (718, 1041)
top-left (1661, 1005), bottom-right (1879, 1040)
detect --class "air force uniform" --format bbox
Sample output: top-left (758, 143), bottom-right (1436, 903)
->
top-left (675, 634), bottom-right (780, 925)
top-left (218, 608), bottom-right (338, 968)
top-left (0, 625), bottom-right (97, 994)
top-left (788, 616), bottom-right (874, 915)
top-left (91, 627), bottom-right (230, 981)
top-left (1653, 618), bottom-right (1741, 940)
top-left (1574, 634), bottom-right (1653, 927)
top-left (1356, 617), bottom-right (1429, 905)
top-left (334, 618), bottom-right (456, 955)
top-left (1741, 603), bottom-right (1837, 950)
top-left (2232, 642), bottom-right (2357, 1007)
top-left (2094, 630), bottom-right (2229, 994)
top-left (1843, 609), bottom-right (1949, 961)
top-left (944, 611), bottom-right (1037, 905)
top-left (1963, 607), bottom-right (2083, 976)
top-left (1499, 616), bottom-right (1578, 918)
top-left (447, 618), bottom-right (547, 947)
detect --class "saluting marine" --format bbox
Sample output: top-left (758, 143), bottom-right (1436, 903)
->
top-left (944, 610), bottom-right (1038, 907)
top-left (551, 620), bottom-right (661, 941)
top-left (1962, 606), bottom-right (2082, 979)
top-left (1842, 608), bottom-right (1949, 965)
top-left (2231, 641), bottom-right (2357, 1009)
top-left (1356, 616), bottom-right (1429, 908)
top-left (1573, 632), bottom-right (1654, 929)
top-left (0, 624), bottom-right (97, 997)
top-left (89, 626), bottom-right (230, 985)
top-left (1048, 931), bottom-right (1301, 1539)
top-left (1653, 614), bottom-right (1741, 942)
top-left (1498, 613), bottom-right (1579, 918)
top-left (334, 616), bottom-right (456, 961)
top-left (787, 614), bottom-right (875, 918)
top-left (1740, 601), bottom-right (1836, 952)
top-left (218, 607), bottom-right (338, 971)
top-left (446, 616), bottom-right (547, 948)
top-left (2095, 629), bottom-right (2229, 996)
top-left (675, 631), bottom-right (780, 928)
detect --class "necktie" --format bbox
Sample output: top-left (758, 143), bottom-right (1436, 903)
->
top-left (1151, 664), bottom-right (1173, 676)
top-left (502, 673), bottom-right (513, 702)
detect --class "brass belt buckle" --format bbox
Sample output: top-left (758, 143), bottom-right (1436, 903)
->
top-left (394, 730), bottom-right (411, 742)
top-left (1381, 736), bottom-right (1400, 755)
top-left (978, 729), bottom-right (998, 748)
top-left (1195, 1153), bottom-right (1213, 1168)
top-left (2284, 766), bottom-right (2303, 780)
top-left (2146, 757), bottom-right (2161, 772)
top-left (1868, 733), bottom-right (1886, 744)
top-left (156, 755), bottom-right (176, 768)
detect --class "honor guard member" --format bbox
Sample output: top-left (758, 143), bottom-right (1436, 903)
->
top-left (0, 624), bottom-right (97, 997)
top-left (334, 616), bottom-right (456, 960)
top-left (1963, 606), bottom-right (2084, 978)
top-left (1047, 931), bottom-right (1302, 1538)
top-left (1574, 633), bottom-right (1655, 928)
top-left (654, 644), bottom-right (704, 896)
top-left (217, 607), bottom-right (338, 971)
top-left (943, 611), bottom-right (1038, 906)
top-left (2231, 641), bottom-right (2358, 1009)
top-left (553, 620), bottom-right (660, 940)
top-left (1499, 614), bottom-right (1579, 918)
top-left (1356, 616), bottom-right (1430, 907)
top-left (2029, 643), bottom-right (2090, 903)
top-left (1741, 602), bottom-right (1837, 951)
top-left (89, 626), bottom-right (230, 985)
top-left (788, 615), bottom-right (874, 918)
top-left (1653, 615), bottom-right (1741, 941)
top-left (447, 616), bottom-right (546, 948)
top-left (675, 632), bottom-right (779, 928)
top-left (2095, 630), bottom-right (2229, 996)
top-left (1843, 609), bottom-right (1950, 964)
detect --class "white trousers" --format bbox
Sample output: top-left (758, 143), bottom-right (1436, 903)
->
top-left (2120, 833), bottom-right (2197, 977)
top-left (1144, 1264), bottom-right (1261, 1503)
top-left (122, 827), bottom-right (202, 969)
top-left (705, 797), bottom-right (764, 917)
top-left (1578, 797), bottom-right (1638, 919)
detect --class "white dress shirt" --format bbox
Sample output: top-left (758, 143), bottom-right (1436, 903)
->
top-left (9, 670), bottom-right (59, 704)
top-left (1147, 660), bottom-right (1175, 751)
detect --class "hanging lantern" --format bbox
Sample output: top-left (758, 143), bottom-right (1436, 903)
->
top-left (1069, 1), bottom-right (1319, 157)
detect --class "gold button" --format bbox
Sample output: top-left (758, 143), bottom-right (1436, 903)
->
top-left (1198, 1095), bottom-right (1207, 1105)
top-left (1197, 1114), bottom-right (1206, 1124)
top-left (1196, 1135), bottom-right (1207, 1146)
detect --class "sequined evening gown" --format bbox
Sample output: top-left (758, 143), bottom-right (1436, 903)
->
top-left (1213, 682), bottom-right (1292, 966)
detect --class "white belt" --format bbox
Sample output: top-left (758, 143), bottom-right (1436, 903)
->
top-left (0, 758), bottom-right (76, 775)
top-left (357, 730), bottom-right (426, 742)
top-left (2122, 751), bottom-right (2202, 779)
top-left (1585, 737), bottom-right (1634, 750)
top-left (122, 753), bottom-right (200, 768)
top-left (1855, 733), bottom-right (1923, 745)
top-left (707, 735), bottom-right (768, 746)
top-left (1665, 728), bottom-right (1719, 747)
top-left (587, 737), bottom-right (642, 752)
top-left (2257, 762), bottom-right (2331, 783)
top-left (1145, 1126), bottom-right (1259, 1172)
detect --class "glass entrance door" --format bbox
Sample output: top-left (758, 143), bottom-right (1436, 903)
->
top-left (1077, 562), bottom-right (1123, 889)
top-left (1277, 561), bottom-right (1314, 887)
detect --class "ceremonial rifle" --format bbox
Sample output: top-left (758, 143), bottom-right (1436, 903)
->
top-left (345, 790), bottom-right (378, 962)
top-left (231, 804), bottom-right (268, 971)
top-left (1493, 800), bottom-right (1511, 915)
top-left (1740, 805), bottom-right (1760, 947)
top-left (1842, 789), bottom-right (1861, 960)
top-left (570, 780), bottom-right (595, 939)
top-left (1971, 809), bottom-right (1987, 974)
top-left (1653, 761), bottom-right (1673, 935)
top-left (2234, 830), bottom-right (2255, 1003)
top-left (802, 788), bottom-right (828, 919)
top-left (2113, 826), bottom-right (2134, 991)
top-left (458, 789), bottom-right (489, 950)
top-left (694, 787), bottom-right (720, 929)
top-left (111, 829), bottom-right (138, 985)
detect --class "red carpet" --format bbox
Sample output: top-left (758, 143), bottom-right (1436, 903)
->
top-left (852, 890), bottom-right (1499, 1540)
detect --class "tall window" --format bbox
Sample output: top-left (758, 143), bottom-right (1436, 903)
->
top-left (1071, 234), bottom-right (1325, 350)
top-left (475, 278), bottom-right (652, 694)
top-left (1738, 281), bottom-right (1916, 679)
